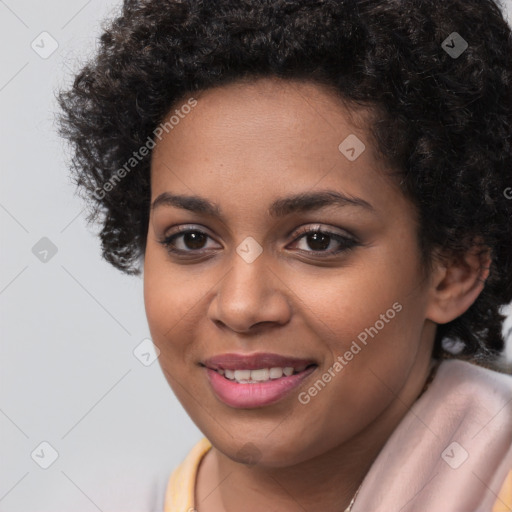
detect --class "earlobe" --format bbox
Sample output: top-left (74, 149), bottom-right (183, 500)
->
top-left (425, 245), bottom-right (491, 325)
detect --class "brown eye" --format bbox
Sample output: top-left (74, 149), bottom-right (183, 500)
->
top-left (289, 225), bottom-right (359, 257)
top-left (304, 231), bottom-right (331, 251)
top-left (158, 227), bottom-right (220, 256)
top-left (180, 231), bottom-right (208, 250)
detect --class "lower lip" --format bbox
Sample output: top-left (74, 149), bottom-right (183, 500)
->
top-left (205, 366), bottom-right (317, 408)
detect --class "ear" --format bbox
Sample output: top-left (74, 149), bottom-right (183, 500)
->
top-left (425, 243), bottom-right (492, 324)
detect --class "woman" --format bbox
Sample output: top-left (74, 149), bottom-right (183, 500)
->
top-left (57, 0), bottom-right (512, 510)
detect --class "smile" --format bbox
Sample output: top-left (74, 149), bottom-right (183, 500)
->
top-left (201, 352), bottom-right (318, 408)
top-left (217, 365), bottom-right (310, 383)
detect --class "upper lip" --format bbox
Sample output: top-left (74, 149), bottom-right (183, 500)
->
top-left (202, 352), bottom-right (318, 371)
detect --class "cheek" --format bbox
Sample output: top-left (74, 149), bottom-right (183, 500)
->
top-left (287, 255), bottom-right (416, 347)
top-left (144, 244), bottom-right (202, 329)
top-left (287, 246), bottom-right (426, 408)
top-left (143, 248), bottom-right (224, 391)
top-left (143, 250), bottom-right (197, 360)
top-left (143, 258), bottom-right (208, 411)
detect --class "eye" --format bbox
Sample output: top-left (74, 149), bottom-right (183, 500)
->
top-left (158, 226), bottom-right (220, 256)
top-left (287, 224), bottom-right (358, 257)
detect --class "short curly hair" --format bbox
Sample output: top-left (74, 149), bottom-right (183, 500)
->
top-left (57, 0), bottom-right (512, 367)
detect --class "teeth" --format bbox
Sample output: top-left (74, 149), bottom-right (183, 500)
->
top-left (251, 369), bottom-right (269, 381)
top-left (269, 367), bottom-right (283, 379)
top-left (234, 370), bottom-right (251, 381)
top-left (219, 366), bottom-right (305, 383)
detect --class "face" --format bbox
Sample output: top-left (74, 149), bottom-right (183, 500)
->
top-left (144, 77), bottom-right (435, 467)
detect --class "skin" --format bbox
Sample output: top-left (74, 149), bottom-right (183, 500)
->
top-left (143, 77), bottom-right (490, 511)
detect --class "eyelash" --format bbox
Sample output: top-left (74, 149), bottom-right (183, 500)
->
top-left (157, 224), bottom-right (359, 259)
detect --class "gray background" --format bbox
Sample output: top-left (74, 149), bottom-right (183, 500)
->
top-left (1, 1), bottom-right (511, 511)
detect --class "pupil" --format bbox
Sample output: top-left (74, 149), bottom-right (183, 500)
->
top-left (185, 232), bottom-right (206, 249)
top-left (308, 232), bottom-right (330, 251)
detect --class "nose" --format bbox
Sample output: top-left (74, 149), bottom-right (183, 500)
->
top-left (207, 252), bottom-right (292, 334)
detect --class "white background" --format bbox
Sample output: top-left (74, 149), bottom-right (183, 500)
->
top-left (1, 1), bottom-right (511, 511)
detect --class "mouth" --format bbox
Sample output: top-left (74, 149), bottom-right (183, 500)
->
top-left (207, 364), bottom-right (316, 383)
top-left (201, 353), bottom-right (318, 408)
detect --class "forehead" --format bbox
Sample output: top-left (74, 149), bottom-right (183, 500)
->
top-left (149, 77), bottom-right (405, 217)
top-left (155, 77), bottom-right (373, 151)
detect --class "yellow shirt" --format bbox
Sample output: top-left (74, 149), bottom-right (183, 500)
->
top-left (164, 437), bottom-right (212, 512)
top-left (163, 437), bottom-right (512, 511)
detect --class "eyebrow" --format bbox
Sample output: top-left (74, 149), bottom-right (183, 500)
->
top-left (150, 190), bottom-right (376, 219)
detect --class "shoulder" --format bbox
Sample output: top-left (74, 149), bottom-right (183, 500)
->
top-left (430, 358), bottom-right (512, 444)
top-left (163, 437), bottom-right (212, 512)
top-left (351, 359), bottom-right (511, 511)
top-left (435, 358), bottom-right (512, 412)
